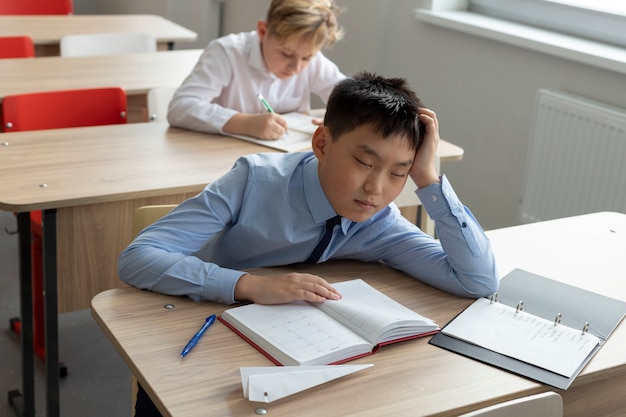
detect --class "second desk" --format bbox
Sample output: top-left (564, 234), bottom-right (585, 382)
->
top-left (0, 49), bottom-right (203, 122)
top-left (0, 14), bottom-right (198, 56)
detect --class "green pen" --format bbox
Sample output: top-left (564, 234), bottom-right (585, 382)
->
top-left (256, 93), bottom-right (275, 113)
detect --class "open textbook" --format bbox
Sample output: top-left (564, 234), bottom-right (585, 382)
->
top-left (226, 112), bottom-right (318, 152)
top-left (219, 279), bottom-right (439, 366)
top-left (430, 269), bottom-right (626, 389)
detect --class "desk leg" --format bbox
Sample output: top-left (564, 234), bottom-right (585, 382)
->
top-left (43, 209), bottom-right (60, 417)
top-left (12, 213), bottom-right (36, 417)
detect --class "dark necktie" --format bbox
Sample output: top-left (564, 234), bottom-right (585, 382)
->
top-left (304, 216), bottom-right (341, 264)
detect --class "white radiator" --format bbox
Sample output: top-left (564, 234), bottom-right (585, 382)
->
top-left (519, 89), bottom-right (626, 224)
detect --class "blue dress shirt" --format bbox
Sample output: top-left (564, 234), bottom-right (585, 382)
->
top-left (118, 152), bottom-right (498, 304)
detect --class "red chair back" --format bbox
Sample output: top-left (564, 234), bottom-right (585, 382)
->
top-left (0, 0), bottom-right (72, 15)
top-left (0, 36), bottom-right (35, 58)
top-left (1, 87), bottom-right (127, 132)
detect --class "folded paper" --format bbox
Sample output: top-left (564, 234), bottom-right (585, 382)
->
top-left (240, 364), bottom-right (373, 402)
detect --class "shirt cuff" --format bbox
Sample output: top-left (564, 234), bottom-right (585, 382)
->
top-left (203, 266), bottom-right (245, 304)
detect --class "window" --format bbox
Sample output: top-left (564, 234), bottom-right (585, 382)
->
top-left (469, 0), bottom-right (626, 48)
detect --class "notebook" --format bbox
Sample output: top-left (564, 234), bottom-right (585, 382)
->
top-left (219, 279), bottom-right (440, 366)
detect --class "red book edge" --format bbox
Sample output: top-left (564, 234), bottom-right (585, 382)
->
top-left (218, 315), bottom-right (439, 366)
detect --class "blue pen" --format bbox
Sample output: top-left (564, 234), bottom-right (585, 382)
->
top-left (180, 314), bottom-right (216, 358)
top-left (256, 93), bottom-right (275, 113)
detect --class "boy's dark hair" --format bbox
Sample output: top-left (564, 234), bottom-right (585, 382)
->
top-left (324, 71), bottom-right (425, 150)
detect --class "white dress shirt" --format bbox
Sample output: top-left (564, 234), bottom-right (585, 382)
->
top-left (167, 30), bottom-right (345, 134)
top-left (118, 152), bottom-right (499, 304)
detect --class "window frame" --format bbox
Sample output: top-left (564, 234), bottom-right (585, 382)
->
top-left (468, 0), bottom-right (626, 48)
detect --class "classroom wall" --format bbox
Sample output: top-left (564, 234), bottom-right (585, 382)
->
top-left (74, 0), bottom-right (626, 230)
top-left (364, 0), bottom-right (626, 230)
top-left (73, 0), bottom-right (221, 49)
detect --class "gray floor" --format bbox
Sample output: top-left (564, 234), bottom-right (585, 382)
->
top-left (0, 210), bottom-right (131, 417)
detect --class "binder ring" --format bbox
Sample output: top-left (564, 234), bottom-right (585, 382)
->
top-left (554, 313), bottom-right (562, 326)
top-left (515, 301), bottom-right (524, 313)
top-left (582, 322), bottom-right (590, 335)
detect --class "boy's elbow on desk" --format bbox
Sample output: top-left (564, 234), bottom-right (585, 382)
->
top-left (457, 269), bottom-right (499, 299)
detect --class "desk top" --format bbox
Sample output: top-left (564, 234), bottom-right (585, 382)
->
top-left (90, 212), bottom-right (626, 417)
top-left (0, 49), bottom-right (203, 97)
top-left (0, 14), bottom-right (197, 46)
top-left (0, 122), bottom-right (267, 212)
top-left (93, 262), bottom-right (540, 417)
top-left (0, 121), bottom-right (463, 212)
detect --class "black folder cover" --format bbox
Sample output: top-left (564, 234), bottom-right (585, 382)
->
top-left (429, 268), bottom-right (626, 389)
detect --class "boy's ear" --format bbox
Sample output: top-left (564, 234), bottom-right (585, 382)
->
top-left (257, 20), bottom-right (268, 41)
top-left (311, 126), bottom-right (330, 160)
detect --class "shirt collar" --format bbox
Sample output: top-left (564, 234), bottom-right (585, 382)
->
top-left (303, 156), bottom-right (350, 234)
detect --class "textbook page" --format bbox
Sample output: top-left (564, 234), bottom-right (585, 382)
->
top-left (220, 301), bottom-right (373, 366)
top-left (227, 112), bottom-right (317, 153)
top-left (441, 297), bottom-right (600, 377)
top-left (318, 279), bottom-right (439, 344)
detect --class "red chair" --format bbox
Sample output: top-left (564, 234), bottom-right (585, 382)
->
top-left (0, 36), bottom-right (35, 58)
top-left (1, 87), bottom-right (127, 372)
top-left (0, 0), bottom-right (72, 15)
top-left (1, 87), bottom-right (127, 131)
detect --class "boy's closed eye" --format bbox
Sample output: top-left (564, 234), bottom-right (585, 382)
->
top-left (355, 156), bottom-right (408, 178)
top-left (354, 156), bottom-right (373, 168)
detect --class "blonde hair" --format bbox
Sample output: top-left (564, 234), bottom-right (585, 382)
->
top-left (265, 0), bottom-right (345, 49)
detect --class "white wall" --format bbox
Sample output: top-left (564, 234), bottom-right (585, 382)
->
top-left (73, 0), bottom-right (222, 49)
top-left (74, 0), bottom-right (626, 230)
top-left (358, 0), bottom-right (626, 230)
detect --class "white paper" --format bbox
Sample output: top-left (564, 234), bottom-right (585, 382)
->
top-left (227, 112), bottom-right (317, 152)
top-left (442, 297), bottom-right (600, 377)
top-left (240, 364), bottom-right (373, 402)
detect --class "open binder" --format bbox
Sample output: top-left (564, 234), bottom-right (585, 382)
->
top-left (429, 268), bottom-right (626, 389)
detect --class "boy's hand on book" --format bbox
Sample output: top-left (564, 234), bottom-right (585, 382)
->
top-left (223, 113), bottom-right (288, 140)
top-left (234, 273), bottom-right (342, 304)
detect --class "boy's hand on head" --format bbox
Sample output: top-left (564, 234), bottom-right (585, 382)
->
top-left (234, 273), bottom-right (342, 304)
top-left (410, 108), bottom-right (441, 188)
top-left (223, 113), bottom-right (288, 140)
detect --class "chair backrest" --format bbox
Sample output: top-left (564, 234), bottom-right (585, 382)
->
top-left (146, 86), bottom-right (178, 122)
top-left (0, 36), bottom-right (35, 58)
top-left (132, 205), bottom-right (177, 238)
top-left (458, 392), bottom-right (563, 417)
top-left (0, 0), bottom-right (72, 15)
top-left (1, 87), bottom-right (127, 132)
top-left (60, 32), bottom-right (157, 57)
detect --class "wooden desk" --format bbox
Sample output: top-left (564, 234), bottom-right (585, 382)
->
top-left (0, 14), bottom-right (197, 56)
top-left (91, 212), bottom-right (626, 417)
top-left (0, 49), bottom-right (203, 122)
top-left (0, 122), bottom-right (269, 311)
